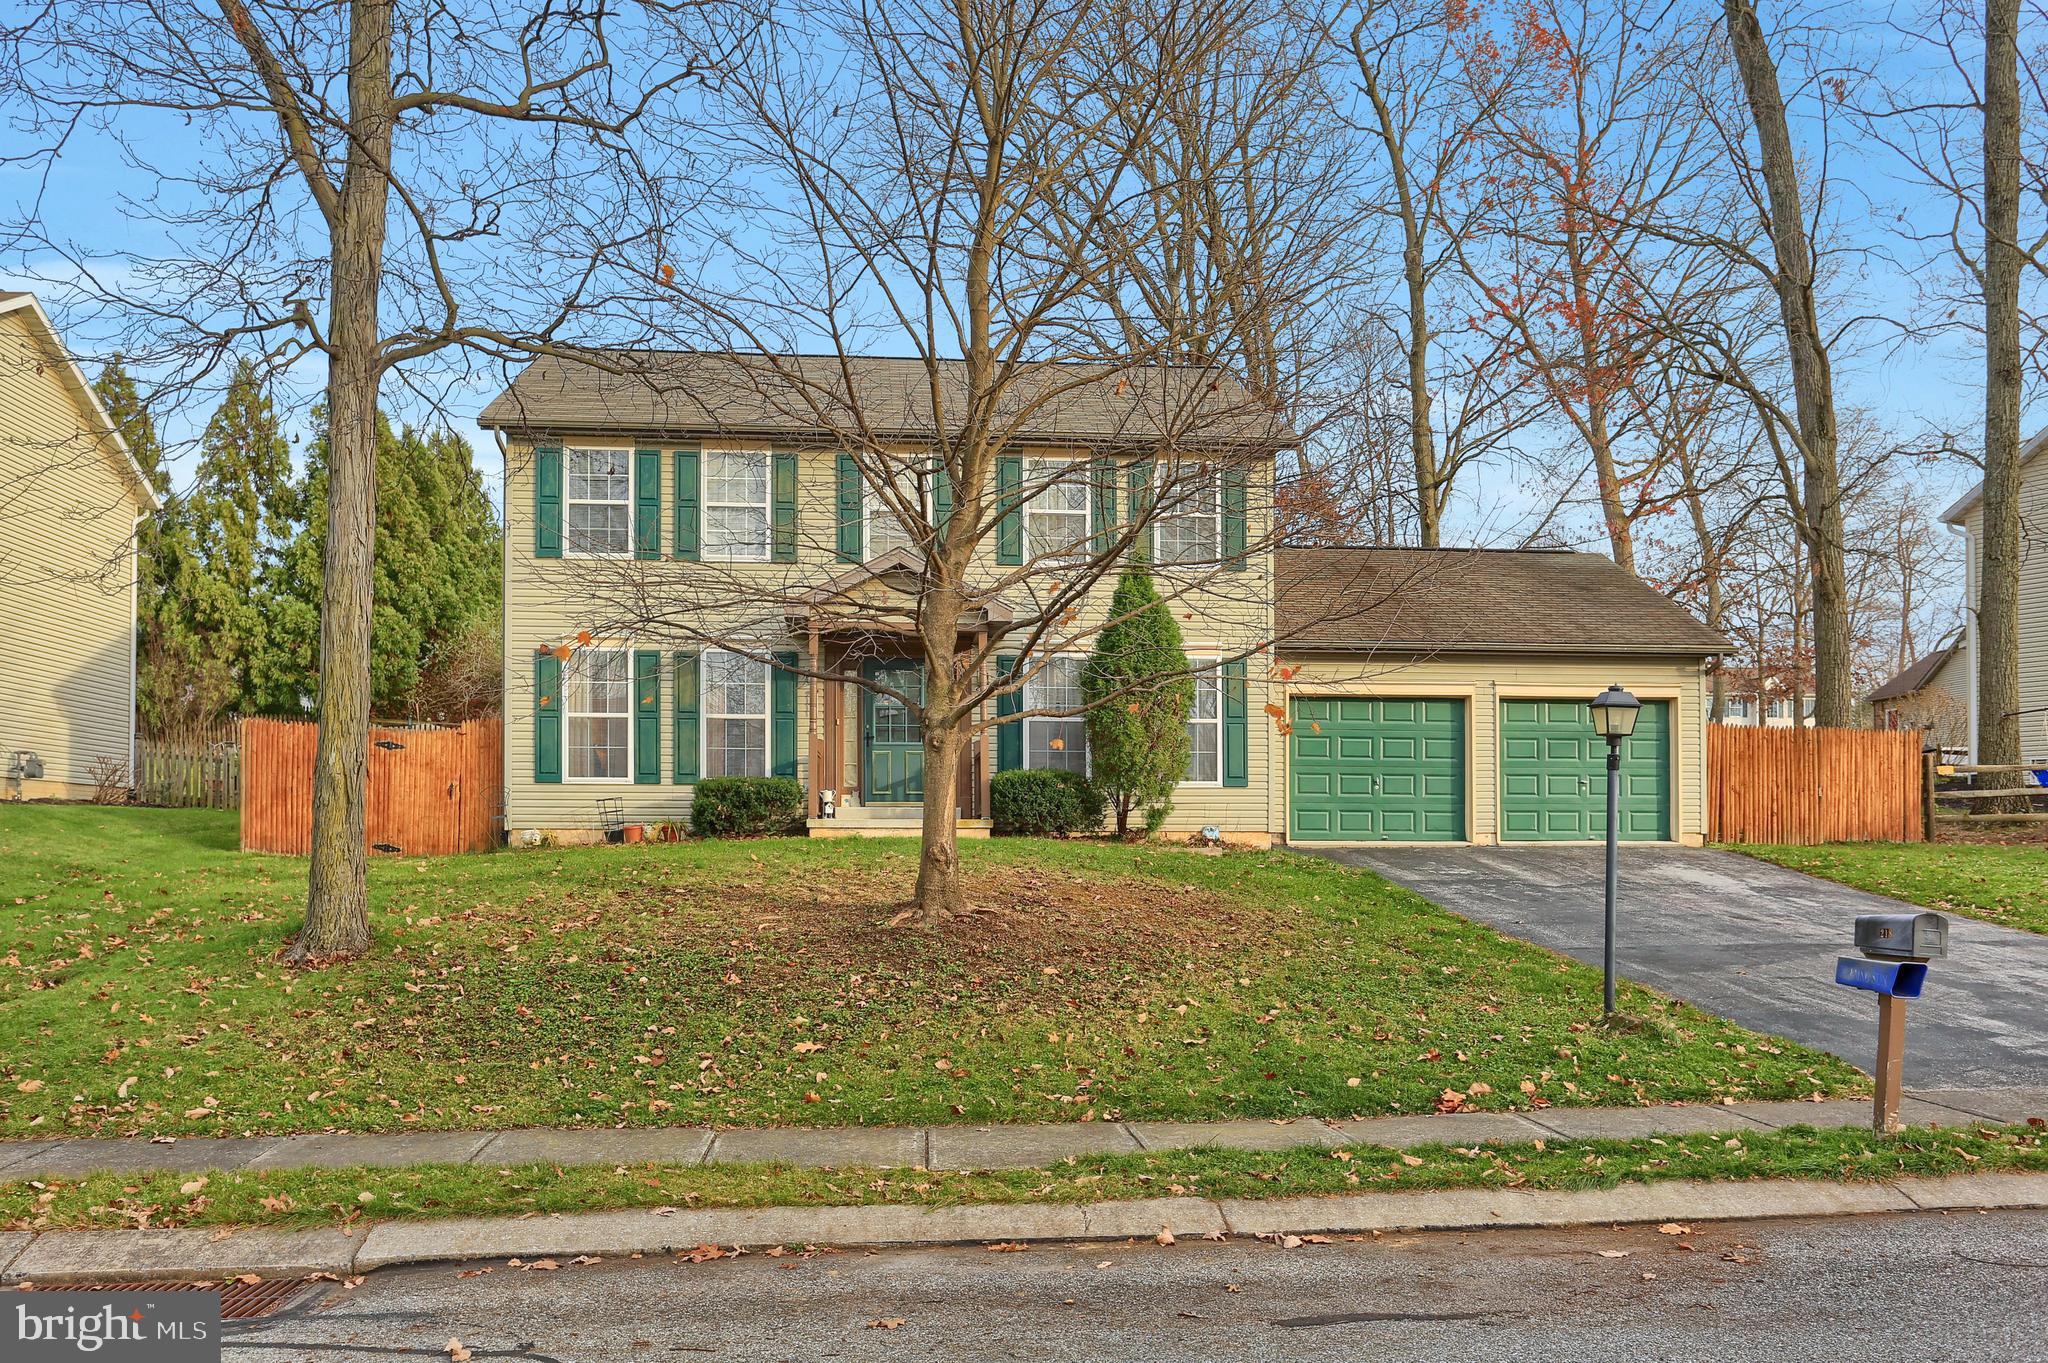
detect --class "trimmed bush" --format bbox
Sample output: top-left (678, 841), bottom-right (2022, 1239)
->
top-left (990, 768), bottom-right (1105, 837)
top-left (689, 776), bottom-right (807, 838)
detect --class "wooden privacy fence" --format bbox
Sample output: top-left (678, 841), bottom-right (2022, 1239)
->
top-left (240, 717), bottom-right (503, 856)
top-left (136, 720), bottom-right (241, 809)
top-left (1708, 725), bottom-right (1925, 845)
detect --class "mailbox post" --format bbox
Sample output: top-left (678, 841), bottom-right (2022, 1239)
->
top-left (1834, 912), bottom-right (1949, 1132)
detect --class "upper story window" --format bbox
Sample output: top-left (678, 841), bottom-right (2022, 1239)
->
top-left (1024, 654), bottom-right (1088, 773)
top-left (566, 447), bottom-right (632, 556)
top-left (565, 647), bottom-right (630, 781)
top-left (1724, 698), bottom-right (1753, 720)
top-left (1185, 658), bottom-right (1221, 784)
top-left (1156, 466), bottom-right (1221, 566)
top-left (703, 649), bottom-right (769, 777)
top-left (867, 459), bottom-right (931, 559)
top-left (1766, 698), bottom-right (1791, 720)
top-left (1024, 458), bottom-right (1089, 562)
top-left (705, 450), bottom-right (771, 561)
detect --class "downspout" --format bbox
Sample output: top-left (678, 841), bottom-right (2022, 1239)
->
top-left (1950, 520), bottom-right (1977, 763)
top-left (494, 428), bottom-right (512, 843)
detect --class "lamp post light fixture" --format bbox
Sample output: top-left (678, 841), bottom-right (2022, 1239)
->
top-left (1588, 684), bottom-right (1641, 1016)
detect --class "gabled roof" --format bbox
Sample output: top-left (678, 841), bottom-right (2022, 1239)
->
top-left (1867, 633), bottom-right (1963, 703)
top-left (1275, 546), bottom-right (1729, 656)
top-left (0, 290), bottom-right (161, 512)
top-left (1942, 429), bottom-right (2047, 525)
top-left (479, 351), bottom-right (1294, 448)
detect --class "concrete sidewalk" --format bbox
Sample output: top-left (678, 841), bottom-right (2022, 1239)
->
top-left (0, 1088), bottom-right (2040, 1180)
top-left (4, 1170), bottom-right (2046, 1285)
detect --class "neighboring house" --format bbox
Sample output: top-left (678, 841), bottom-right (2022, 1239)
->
top-left (1943, 430), bottom-right (2048, 761)
top-left (1707, 667), bottom-right (1816, 729)
top-left (0, 290), bottom-right (159, 799)
top-left (1867, 631), bottom-right (1969, 752)
top-left (481, 354), bottom-right (1727, 848)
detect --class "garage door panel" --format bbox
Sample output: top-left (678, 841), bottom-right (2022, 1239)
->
top-left (1501, 699), bottom-right (1670, 842)
top-left (1289, 698), bottom-right (1466, 843)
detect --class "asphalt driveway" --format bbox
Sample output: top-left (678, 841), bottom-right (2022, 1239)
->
top-left (1311, 845), bottom-right (2048, 1089)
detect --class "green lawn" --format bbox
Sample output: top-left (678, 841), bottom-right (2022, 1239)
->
top-left (1739, 842), bottom-right (2048, 936)
top-left (0, 805), bottom-right (1862, 1140)
top-left (6, 1123), bottom-right (2041, 1233)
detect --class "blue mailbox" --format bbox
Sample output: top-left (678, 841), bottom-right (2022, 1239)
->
top-left (1834, 956), bottom-right (1927, 998)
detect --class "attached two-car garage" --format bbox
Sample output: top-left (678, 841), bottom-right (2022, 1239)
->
top-left (1274, 547), bottom-right (1725, 847)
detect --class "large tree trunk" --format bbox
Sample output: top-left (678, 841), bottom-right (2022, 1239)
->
top-left (1722, 0), bottom-right (1852, 728)
top-left (293, 0), bottom-right (393, 963)
top-left (1981, 0), bottom-right (2024, 785)
top-left (911, 666), bottom-right (968, 924)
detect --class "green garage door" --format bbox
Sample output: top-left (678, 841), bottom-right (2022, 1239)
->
top-left (1289, 698), bottom-right (1465, 842)
top-left (1500, 699), bottom-right (1670, 841)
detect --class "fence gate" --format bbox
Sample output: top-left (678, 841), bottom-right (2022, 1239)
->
top-left (240, 717), bottom-right (503, 856)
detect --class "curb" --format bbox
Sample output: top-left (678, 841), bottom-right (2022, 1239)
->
top-left (4, 1171), bottom-right (2045, 1284)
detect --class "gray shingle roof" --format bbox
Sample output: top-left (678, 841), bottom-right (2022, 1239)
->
top-left (1276, 547), bottom-right (1729, 656)
top-left (478, 351), bottom-right (1293, 446)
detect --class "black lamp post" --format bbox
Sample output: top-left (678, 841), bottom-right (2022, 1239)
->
top-left (1588, 683), bottom-right (1641, 1016)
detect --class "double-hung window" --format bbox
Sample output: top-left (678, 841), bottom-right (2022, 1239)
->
top-left (703, 649), bottom-right (770, 777)
top-left (1156, 465), bottom-right (1222, 566)
top-left (866, 458), bottom-right (931, 558)
top-left (1023, 458), bottom-right (1089, 562)
top-left (1023, 654), bottom-right (1088, 773)
top-left (704, 449), bottom-right (771, 561)
top-left (1184, 657), bottom-right (1222, 784)
top-left (565, 647), bottom-right (631, 780)
top-left (565, 447), bottom-right (632, 556)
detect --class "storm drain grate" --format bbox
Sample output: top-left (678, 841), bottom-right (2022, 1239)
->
top-left (21, 1278), bottom-right (314, 1319)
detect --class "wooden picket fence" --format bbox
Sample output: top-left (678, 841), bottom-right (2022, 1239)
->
top-left (136, 720), bottom-right (241, 809)
top-left (1707, 724), bottom-right (1925, 845)
top-left (240, 716), bottom-right (503, 856)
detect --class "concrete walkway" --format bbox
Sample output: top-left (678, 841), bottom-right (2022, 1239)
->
top-left (1315, 845), bottom-right (2048, 1087)
top-left (1, 1088), bottom-right (2042, 1181)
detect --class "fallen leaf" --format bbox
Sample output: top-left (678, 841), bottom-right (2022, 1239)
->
top-left (867, 1319), bottom-right (905, 1330)
top-left (446, 1339), bottom-right (472, 1362)
top-left (1656, 1223), bottom-right (1691, 1236)
top-left (16, 1080), bottom-right (41, 1094)
top-left (180, 1178), bottom-right (209, 1196)
top-left (985, 1242), bottom-right (1028, 1253)
top-left (1155, 1227), bottom-right (1176, 1246)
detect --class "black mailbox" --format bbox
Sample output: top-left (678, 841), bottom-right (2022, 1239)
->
top-left (1855, 912), bottom-right (1948, 962)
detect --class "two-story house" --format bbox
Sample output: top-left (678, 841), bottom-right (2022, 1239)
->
top-left (1943, 430), bottom-right (2048, 761)
top-left (482, 353), bottom-right (1728, 848)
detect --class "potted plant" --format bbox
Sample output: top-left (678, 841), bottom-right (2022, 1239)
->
top-left (622, 823), bottom-right (645, 844)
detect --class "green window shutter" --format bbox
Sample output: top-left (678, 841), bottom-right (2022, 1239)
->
top-left (534, 446), bottom-right (563, 559)
top-left (1222, 464), bottom-right (1247, 570)
top-left (772, 451), bottom-right (799, 562)
top-left (995, 653), bottom-right (1023, 771)
top-left (634, 448), bottom-right (662, 559)
top-left (1127, 459), bottom-right (1156, 562)
top-left (534, 652), bottom-right (562, 783)
top-left (672, 651), bottom-right (700, 784)
top-left (673, 446), bottom-right (700, 561)
top-left (995, 456), bottom-right (1023, 565)
top-left (1091, 457), bottom-right (1118, 551)
top-left (932, 461), bottom-right (953, 542)
top-left (771, 650), bottom-right (800, 779)
top-left (633, 650), bottom-right (662, 784)
top-left (836, 454), bottom-right (863, 562)
top-left (1222, 657), bottom-right (1248, 787)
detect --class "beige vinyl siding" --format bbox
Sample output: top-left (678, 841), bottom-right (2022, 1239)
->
top-left (1271, 653), bottom-right (1710, 846)
top-left (1959, 451), bottom-right (2048, 755)
top-left (0, 307), bottom-right (146, 797)
top-left (502, 438), bottom-right (1277, 837)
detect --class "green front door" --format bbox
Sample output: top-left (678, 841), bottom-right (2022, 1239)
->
top-left (1499, 699), bottom-right (1671, 841)
top-left (862, 659), bottom-right (925, 804)
top-left (1288, 698), bottom-right (1465, 842)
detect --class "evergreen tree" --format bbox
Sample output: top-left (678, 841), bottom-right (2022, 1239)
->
top-left (92, 355), bottom-right (168, 497)
top-left (260, 416), bottom-right (501, 719)
top-left (1080, 564), bottom-right (1194, 836)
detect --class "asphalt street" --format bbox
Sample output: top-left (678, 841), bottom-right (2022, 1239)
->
top-left (1313, 844), bottom-right (2048, 1087)
top-left (220, 1209), bottom-right (2048, 1362)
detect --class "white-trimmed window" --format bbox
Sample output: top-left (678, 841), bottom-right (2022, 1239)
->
top-left (565, 647), bottom-right (631, 781)
top-left (1766, 698), bottom-right (1791, 721)
top-left (704, 449), bottom-right (771, 561)
top-left (1156, 466), bottom-right (1222, 566)
top-left (866, 459), bottom-right (931, 559)
top-left (566, 447), bottom-right (632, 556)
top-left (1024, 458), bottom-right (1089, 561)
top-left (1184, 657), bottom-right (1222, 784)
top-left (1024, 654), bottom-right (1088, 773)
top-left (1724, 698), bottom-right (1753, 720)
top-left (703, 649), bottom-right (770, 777)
